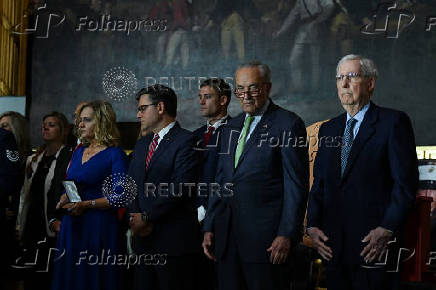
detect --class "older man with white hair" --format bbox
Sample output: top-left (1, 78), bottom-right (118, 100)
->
top-left (307, 54), bottom-right (418, 290)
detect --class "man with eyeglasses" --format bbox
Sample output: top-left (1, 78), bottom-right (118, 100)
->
top-left (202, 61), bottom-right (309, 290)
top-left (128, 84), bottom-right (201, 290)
top-left (307, 54), bottom-right (418, 290)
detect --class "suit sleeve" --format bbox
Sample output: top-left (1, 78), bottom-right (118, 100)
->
top-left (128, 147), bottom-right (141, 213)
top-left (380, 112), bottom-right (418, 232)
top-left (148, 135), bottom-right (200, 222)
top-left (307, 124), bottom-right (326, 229)
top-left (0, 131), bottom-right (21, 209)
top-left (277, 116), bottom-right (309, 242)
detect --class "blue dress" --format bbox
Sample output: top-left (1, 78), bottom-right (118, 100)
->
top-left (52, 146), bottom-right (128, 290)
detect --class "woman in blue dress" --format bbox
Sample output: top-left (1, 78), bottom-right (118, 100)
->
top-left (52, 101), bottom-right (129, 290)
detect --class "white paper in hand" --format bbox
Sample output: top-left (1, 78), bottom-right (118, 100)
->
top-left (63, 181), bottom-right (82, 202)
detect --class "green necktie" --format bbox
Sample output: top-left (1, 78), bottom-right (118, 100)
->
top-left (234, 116), bottom-right (254, 168)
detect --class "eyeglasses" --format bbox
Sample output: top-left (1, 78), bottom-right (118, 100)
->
top-left (336, 72), bottom-right (363, 83)
top-left (234, 84), bottom-right (264, 98)
top-left (137, 103), bottom-right (157, 113)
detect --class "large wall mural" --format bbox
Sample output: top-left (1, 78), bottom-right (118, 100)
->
top-left (27, 0), bottom-right (436, 145)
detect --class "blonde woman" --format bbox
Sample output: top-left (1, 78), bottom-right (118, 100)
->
top-left (52, 101), bottom-right (128, 290)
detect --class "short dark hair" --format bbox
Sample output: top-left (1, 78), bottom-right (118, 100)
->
top-left (136, 84), bottom-right (177, 117)
top-left (199, 78), bottom-right (232, 106)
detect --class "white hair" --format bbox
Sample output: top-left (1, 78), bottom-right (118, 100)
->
top-left (336, 54), bottom-right (378, 78)
top-left (238, 61), bottom-right (271, 83)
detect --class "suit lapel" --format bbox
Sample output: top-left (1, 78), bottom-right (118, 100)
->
top-left (234, 102), bottom-right (277, 171)
top-left (147, 122), bottom-right (180, 173)
top-left (342, 103), bottom-right (378, 180)
top-left (329, 114), bottom-right (346, 183)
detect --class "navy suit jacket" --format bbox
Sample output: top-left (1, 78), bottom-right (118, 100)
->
top-left (307, 102), bottom-right (418, 266)
top-left (128, 122), bottom-right (201, 256)
top-left (204, 101), bottom-right (309, 263)
top-left (192, 116), bottom-right (231, 208)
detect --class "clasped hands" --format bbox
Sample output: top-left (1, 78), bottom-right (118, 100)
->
top-left (307, 226), bottom-right (393, 263)
top-left (129, 213), bottom-right (153, 237)
top-left (202, 232), bottom-right (291, 264)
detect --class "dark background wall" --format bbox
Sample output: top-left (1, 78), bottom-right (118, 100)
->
top-left (28, 0), bottom-right (436, 146)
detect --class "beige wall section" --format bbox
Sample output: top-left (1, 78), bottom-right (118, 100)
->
top-left (0, 0), bottom-right (28, 96)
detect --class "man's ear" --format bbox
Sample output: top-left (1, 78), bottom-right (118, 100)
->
top-left (220, 95), bottom-right (228, 106)
top-left (157, 101), bottom-right (165, 115)
top-left (368, 77), bottom-right (376, 93)
top-left (265, 82), bottom-right (272, 95)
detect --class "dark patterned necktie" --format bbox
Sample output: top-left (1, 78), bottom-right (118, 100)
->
top-left (341, 118), bottom-right (357, 177)
top-left (203, 126), bottom-right (215, 147)
top-left (146, 134), bottom-right (159, 170)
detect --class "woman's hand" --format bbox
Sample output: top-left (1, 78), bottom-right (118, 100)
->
top-left (69, 201), bottom-right (88, 216)
top-left (56, 194), bottom-right (69, 209)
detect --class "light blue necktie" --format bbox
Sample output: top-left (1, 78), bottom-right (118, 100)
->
top-left (341, 118), bottom-right (357, 177)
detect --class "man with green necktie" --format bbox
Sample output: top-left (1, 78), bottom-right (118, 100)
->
top-left (202, 61), bottom-right (309, 290)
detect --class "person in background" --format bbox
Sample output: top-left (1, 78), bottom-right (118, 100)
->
top-left (0, 111), bottom-right (30, 285)
top-left (192, 78), bottom-right (232, 290)
top-left (52, 101), bottom-right (128, 290)
top-left (0, 124), bottom-right (22, 290)
top-left (16, 112), bottom-right (72, 290)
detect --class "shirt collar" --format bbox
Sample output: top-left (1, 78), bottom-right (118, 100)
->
top-left (347, 102), bottom-right (370, 123)
top-left (207, 115), bottom-right (228, 130)
top-left (245, 98), bottom-right (270, 119)
top-left (156, 121), bottom-right (176, 140)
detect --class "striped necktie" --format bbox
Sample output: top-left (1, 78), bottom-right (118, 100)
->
top-left (146, 134), bottom-right (159, 170)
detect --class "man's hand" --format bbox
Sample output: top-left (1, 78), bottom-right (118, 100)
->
top-left (360, 226), bottom-right (393, 264)
top-left (202, 232), bottom-right (216, 261)
top-left (267, 236), bottom-right (291, 264)
top-left (129, 213), bottom-right (153, 237)
top-left (50, 220), bottom-right (62, 233)
top-left (307, 227), bottom-right (333, 261)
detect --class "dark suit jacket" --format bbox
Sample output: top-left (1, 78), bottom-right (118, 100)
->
top-left (204, 100), bottom-right (309, 263)
top-left (192, 116), bottom-right (231, 208)
top-left (0, 129), bottom-right (21, 214)
top-left (128, 122), bottom-right (201, 256)
top-left (307, 102), bottom-right (418, 266)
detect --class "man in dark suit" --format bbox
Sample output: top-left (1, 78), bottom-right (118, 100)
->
top-left (307, 54), bottom-right (418, 290)
top-left (193, 78), bottom-right (232, 220)
top-left (202, 61), bottom-right (309, 290)
top-left (192, 78), bottom-right (232, 290)
top-left (128, 84), bottom-right (200, 290)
